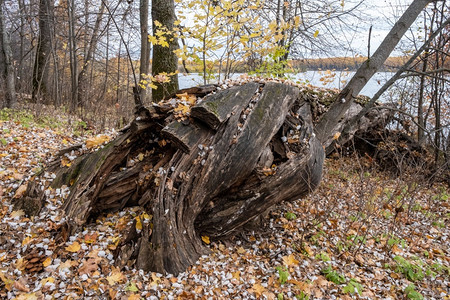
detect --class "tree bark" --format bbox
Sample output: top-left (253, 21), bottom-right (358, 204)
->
top-left (315, 0), bottom-right (433, 147)
top-left (0, 0), bottom-right (17, 108)
top-left (32, 0), bottom-right (54, 104)
top-left (151, 0), bottom-right (179, 102)
top-left (77, 1), bottom-right (105, 108)
top-left (137, 0), bottom-right (150, 106)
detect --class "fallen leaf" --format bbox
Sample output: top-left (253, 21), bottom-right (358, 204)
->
top-left (282, 254), bottom-right (299, 267)
top-left (65, 241), bottom-right (81, 253)
top-left (42, 257), bottom-right (52, 267)
top-left (150, 272), bottom-right (161, 286)
top-left (109, 289), bottom-right (118, 299)
top-left (127, 294), bottom-right (140, 300)
top-left (137, 153), bottom-right (144, 161)
top-left (78, 258), bottom-right (98, 276)
top-left (232, 270), bottom-right (241, 280)
top-left (135, 217), bottom-right (143, 231)
top-left (252, 283), bottom-right (266, 297)
top-left (84, 232), bottom-right (98, 244)
top-left (86, 134), bottom-right (110, 149)
top-left (14, 293), bottom-right (38, 300)
top-left (40, 277), bottom-right (55, 286)
top-left (58, 260), bottom-right (75, 271)
top-left (201, 236), bottom-right (210, 244)
top-left (107, 267), bottom-right (126, 285)
top-left (13, 185), bottom-right (27, 199)
top-left (13, 278), bottom-right (30, 292)
top-left (22, 236), bottom-right (33, 246)
top-left (0, 271), bottom-right (14, 290)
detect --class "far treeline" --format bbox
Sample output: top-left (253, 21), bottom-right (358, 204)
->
top-left (181, 56), bottom-right (413, 73)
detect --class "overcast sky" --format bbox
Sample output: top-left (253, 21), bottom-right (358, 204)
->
top-left (349, 0), bottom-right (417, 56)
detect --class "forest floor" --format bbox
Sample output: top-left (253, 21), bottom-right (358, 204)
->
top-left (0, 107), bottom-right (449, 300)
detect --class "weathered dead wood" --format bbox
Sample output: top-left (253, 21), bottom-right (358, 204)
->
top-left (169, 84), bottom-right (217, 98)
top-left (190, 83), bottom-right (259, 130)
top-left (20, 81), bottom-right (393, 275)
top-left (161, 121), bottom-right (211, 153)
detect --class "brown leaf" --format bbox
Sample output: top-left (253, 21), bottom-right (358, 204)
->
top-left (13, 278), bottom-right (30, 292)
top-left (251, 283), bottom-right (266, 297)
top-left (13, 185), bottom-right (27, 199)
top-left (78, 258), bottom-right (98, 276)
top-left (84, 232), bottom-right (98, 244)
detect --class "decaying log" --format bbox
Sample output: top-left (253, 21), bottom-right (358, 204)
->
top-left (15, 81), bottom-right (397, 275)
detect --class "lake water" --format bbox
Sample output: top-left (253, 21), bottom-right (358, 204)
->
top-left (179, 71), bottom-right (395, 99)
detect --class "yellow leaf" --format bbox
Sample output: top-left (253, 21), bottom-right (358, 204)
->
top-left (174, 103), bottom-right (190, 114)
top-left (150, 272), bottom-right (161, 286)
top-left (201, 236), bottom-right (210, 244)
top-left (237, 247), bottom-right (245, 254)
top-left (232, 270), bottom-right (241, 280)
top-left (40, 277), bottom-right (55, 286)
top-left (65, 241), bottom-right (81, 253)
top-left (314, 30), bottom-right (319, 38)
top-left (137, 153), bottom-right (144, 161)
top-left (282, 254), bottom-right (299, 266)
top-left (42, 257), bottom-right (52, 267)
top-left (86, 134), bottom-right (110, 149)
top-left (22, 236), bottom-right (33, 246)
top-left (333, 132), bottom-right (341, 140)
top-left (107, 267), bottom-right (126, 285)
top-left (0, 271), bottom-right (14, 290)
top-left (135, 217), bottom-right (143, 231)
top-left (15, 258), bottom-right (26, 271)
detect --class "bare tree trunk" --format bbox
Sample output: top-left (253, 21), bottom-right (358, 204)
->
top-left (315, 0), bottom-right (433, 146)
top-left (77, 1), bottom-right (105, 108)
top-left (67, 0), bottom-right (78, 111)
top-left (0, 0), bottom-right (17, 108)
top-left (151, 0), bottom-right (179, 102)
top-left (136, 0), bottom-right (150, 106)
top-left (32, 0), bottom-right (54, 104)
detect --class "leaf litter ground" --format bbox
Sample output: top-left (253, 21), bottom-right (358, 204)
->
top-left (0, 113), bottom-right (449, 300)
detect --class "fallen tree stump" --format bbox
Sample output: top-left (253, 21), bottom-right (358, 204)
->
top-left (16, 81), bottom-right (395, 275)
